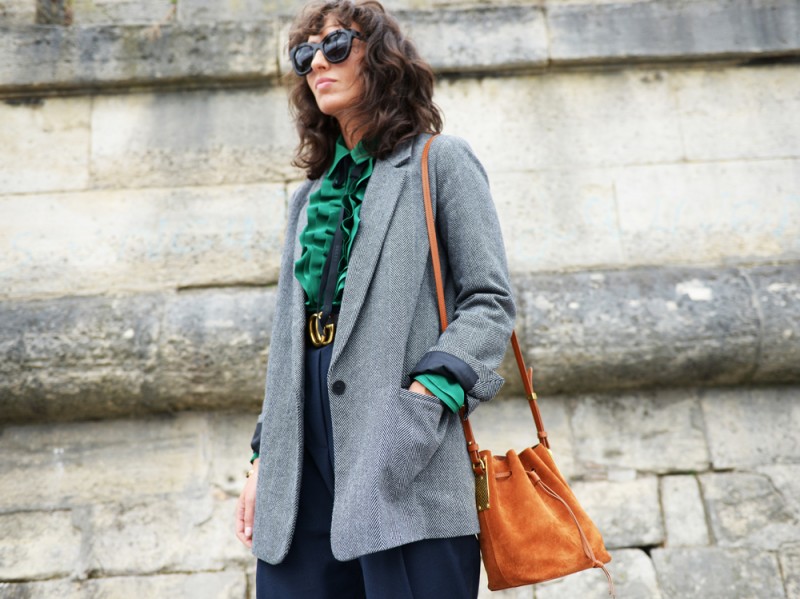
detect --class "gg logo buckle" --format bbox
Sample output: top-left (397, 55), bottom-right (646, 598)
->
top-left (308, 312), bottom-right (335, 347)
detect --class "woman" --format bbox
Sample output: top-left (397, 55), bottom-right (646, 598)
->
top-left (235, 1), bottom-right (515, 597)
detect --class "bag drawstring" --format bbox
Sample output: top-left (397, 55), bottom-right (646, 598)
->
top-left (528, 471), bottom-right (617, 598)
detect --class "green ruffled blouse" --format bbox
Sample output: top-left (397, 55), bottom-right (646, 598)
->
top-left (293, 136), bottom-right (465, 413)
top-left (295, 136), bottom-right (372, 311)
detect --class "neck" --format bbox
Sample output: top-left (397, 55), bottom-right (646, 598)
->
top-left (337, 114), bottom-right (362, 150)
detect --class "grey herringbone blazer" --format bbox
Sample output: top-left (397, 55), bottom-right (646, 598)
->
top-left (251, 133), bottom-right (515, 564)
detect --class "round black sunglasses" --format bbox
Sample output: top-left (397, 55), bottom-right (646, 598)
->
top-left (289, 29), bottom-right (364, 76)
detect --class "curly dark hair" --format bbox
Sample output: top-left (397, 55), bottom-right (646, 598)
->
top-left (287, 0), bottom-right (443, 179)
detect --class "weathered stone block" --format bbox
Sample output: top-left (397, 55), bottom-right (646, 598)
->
top-left (402, 7), bottom-right (548, 73)
top-left (750, 265), bottom-right (800, 383)
top-left (70, 0), bottom-right (175, 25)
top-left (437, 70), bottom-right (683, 174)
top-left (0, 413), bottom-right (210, 511)
top-left (488, 170), bottom-right (626, 275)
top-left (701, 386), bottom-right (800, 469)
top-left (86, 496), bottom-right (249, 575)
top-left (0, 287), bottom-right (275, 422)
top-left (0, 571), bottom-right (247, 598)
top-left (515, 267), bottom-right (759, 395)
top-left (0, 184), bottom-right (287, 301)
top-left (0, 23), bottom-right (280, 92)
top-left (485, 163), bottom-right (800, 277)
top-left (661, 475), bottom-right (709, 547)
top-left (571, 391), bottom-right (708, 475)
top-left (0, 292), bottom-right (162, 421)
top-left (570, 477), bottom-right (663, 548)
top-left (479, 573), bottom-right (532, 599)
top-left (0, 510), bottom-right (81, 580)
top-left (757, 464), bottom-right (800, 520)
top-left (781, 544), bottom-right (800, 599)
top-left (470, 396), bottom-right (576, 481)
top-left (614, 159), bottom-right (800, 268)
top-left (0, 0), bottom-right (36, 25)
top-left (0, 97), bottom-right (90, 195)
top-left (549, 1), bottom-right (800, 63)
top-left (154, 287), bottom-right (275, 410)
top-left (209, 412), bottom-right (262, 496)
top-left (248, 567), bottom-right (257, 599)
top-left (179, 0), bottom-right (323, 22)
top-left (90, 88), bottom-right (297, 188)
top-left (677, 65), bottom-right (800, 162)
top-left (535, 549), bottom-right (660, 599)
top-left (651, 547), bottom-right (785, 599)
top-left (699, 471), bottom-right (800, 550)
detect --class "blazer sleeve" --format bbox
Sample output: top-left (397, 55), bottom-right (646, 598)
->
top-left (409, 135), bottom-right (516, 413)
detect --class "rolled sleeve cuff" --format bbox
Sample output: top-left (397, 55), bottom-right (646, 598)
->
top-left (409, 350), bottom-right (479, 393)
top-left (250, 422), bottom-right (263, 455)
top-left (414, 372), bottom-right (465, 413)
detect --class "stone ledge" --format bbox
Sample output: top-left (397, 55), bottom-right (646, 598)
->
top-left (3, 0), bottom-right (800, 96)
top-left (547, 0), bottom-right (800, 65)
top-left (516, 262), bottom-right (800, 395)
top-left (0, 22), bottom-right (280, 95)
top-left (1, 262), bottom-right (798, 423)
top-left (0, 287), bottom-right (276, 423)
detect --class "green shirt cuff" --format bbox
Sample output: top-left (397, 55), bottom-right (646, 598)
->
top-left (413, 372), bottom-right (465, 413)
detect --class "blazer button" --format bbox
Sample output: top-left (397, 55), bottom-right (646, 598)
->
top-left (332, 380), bottom-right (346, 395)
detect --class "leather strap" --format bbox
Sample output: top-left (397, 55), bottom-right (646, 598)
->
top-left (317, 205), bottom-right (346, 337)
top-left (316, 160), bottom-right (367, 337)
top-left (420, 135), bottom-right (551, 476)
top-left (421, 137), bottom-right (448, 331)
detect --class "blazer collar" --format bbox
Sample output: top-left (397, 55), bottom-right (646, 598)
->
top-left (386, 136), bottom-right (414, 168)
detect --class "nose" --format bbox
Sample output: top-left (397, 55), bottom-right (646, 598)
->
top-left (310, 47), bottom-right (328, 71)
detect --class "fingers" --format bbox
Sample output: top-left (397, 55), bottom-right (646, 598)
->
top-left (244, 478), bottom-right (256, 545)
top-left (409, 380), bottom-right (433, 396)
top-left (234, 489), bottom-right (251, 548)
top-left (234, 472), bottom-right (259, 549)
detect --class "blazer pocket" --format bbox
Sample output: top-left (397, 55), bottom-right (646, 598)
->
top-left (380, 388), bottom-right (448, 495)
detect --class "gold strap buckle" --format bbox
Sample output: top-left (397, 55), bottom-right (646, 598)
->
top-left (308, 311), bottom-right (335, 347)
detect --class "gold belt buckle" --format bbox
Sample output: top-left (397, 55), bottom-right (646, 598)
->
top-left (308, 311), bottom-right (335, 347)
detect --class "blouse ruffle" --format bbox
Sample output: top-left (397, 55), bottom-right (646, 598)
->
top-left (294, 136), bottom-right (373, 311)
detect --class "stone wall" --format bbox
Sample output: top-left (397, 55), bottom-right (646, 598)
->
top-left (1, 0), bottom-right (800, 597)
top-left (2, 386), bottom-right (798, 597)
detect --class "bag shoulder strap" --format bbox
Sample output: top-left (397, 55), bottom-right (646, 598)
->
top-left (420, 135), bottom-right (551, 467)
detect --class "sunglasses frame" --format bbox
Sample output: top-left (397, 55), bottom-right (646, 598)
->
top-left (290, 28), bottom-right (365, 76)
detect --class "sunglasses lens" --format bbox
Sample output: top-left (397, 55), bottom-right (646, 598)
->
top-left (291, 30), bottom-right (359, 75)
top-left (293, 45), bottom-right (315, 74)
top-left (323, 30), bottom-right (351, 63)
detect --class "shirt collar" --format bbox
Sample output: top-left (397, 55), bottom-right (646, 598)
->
top-left (330, 135), bottom-right (372, 174)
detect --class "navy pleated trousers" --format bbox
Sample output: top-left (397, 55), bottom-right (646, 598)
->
top-left (256, 339), bottom-right (481, 599)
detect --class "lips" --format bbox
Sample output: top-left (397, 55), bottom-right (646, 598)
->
top-left (315, 77), bottom-right (335, 89)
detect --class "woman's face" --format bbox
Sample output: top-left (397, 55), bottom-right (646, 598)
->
top-left (305, 17), bottom-right (365, 123)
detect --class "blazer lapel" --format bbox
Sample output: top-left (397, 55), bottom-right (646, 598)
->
top-left (331, 138), bottom-right (415, 365)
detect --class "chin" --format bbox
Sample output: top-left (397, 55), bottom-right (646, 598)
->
top-left (316, 101), bottom-right (343, 117)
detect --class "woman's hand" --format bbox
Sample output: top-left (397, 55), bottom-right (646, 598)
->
top-left (235, 457), bottom-right (259, 548)
top-left (409, 380), bottom-right (434, 396)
